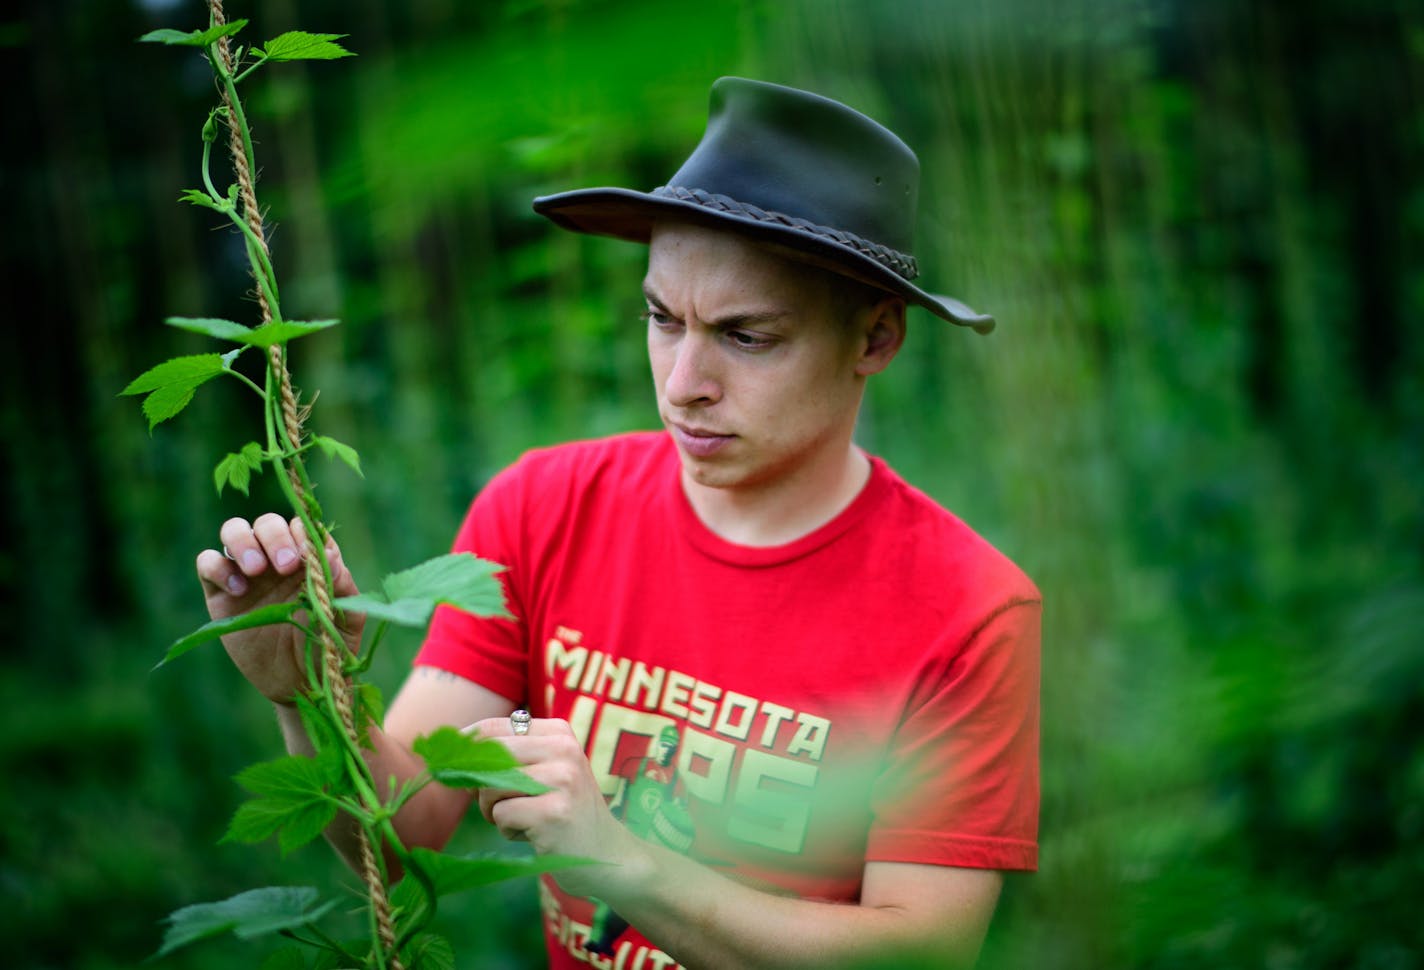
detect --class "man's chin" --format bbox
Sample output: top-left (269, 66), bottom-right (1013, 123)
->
top-left (678, 454), bottom-right (742, 491)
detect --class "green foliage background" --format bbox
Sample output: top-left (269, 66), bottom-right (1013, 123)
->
top-left (3, 0), bottom-right (1421, 966)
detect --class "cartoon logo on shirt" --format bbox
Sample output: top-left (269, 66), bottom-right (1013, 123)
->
top-left (588, 725), bottom-right (692, 956)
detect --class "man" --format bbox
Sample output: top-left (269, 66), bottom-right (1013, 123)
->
top-left (199, 78), bottom-right (1041, 969)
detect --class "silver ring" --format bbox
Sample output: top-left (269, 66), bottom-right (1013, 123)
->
top-left (510, 709), bottom-right (531, 736)
top-left (222, 545), bottom-right (237, 561)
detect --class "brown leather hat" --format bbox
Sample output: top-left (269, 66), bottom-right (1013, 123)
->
top-left (531, 77), bottom-right (994, 334)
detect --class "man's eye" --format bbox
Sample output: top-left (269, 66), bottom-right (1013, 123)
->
top-left (728, 330), bottom-right (773, 350)
top-left (642, 308), bottom-right (676, 328)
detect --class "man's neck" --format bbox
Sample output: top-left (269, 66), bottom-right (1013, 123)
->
top-left (681, 445), bottom-right (872, 547)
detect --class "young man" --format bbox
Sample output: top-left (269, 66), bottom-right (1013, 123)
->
top-left (199, 78), bottom-right (1040, 969)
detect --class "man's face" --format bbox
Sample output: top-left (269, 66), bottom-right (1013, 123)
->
top-left (644, 223), bottom-right (890, 498)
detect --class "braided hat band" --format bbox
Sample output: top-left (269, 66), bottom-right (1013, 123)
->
top-left (652, 186), bottom-right (921, 282)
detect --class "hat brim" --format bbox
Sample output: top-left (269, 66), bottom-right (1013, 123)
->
top-left (532, 188), bottom-right (995, 334)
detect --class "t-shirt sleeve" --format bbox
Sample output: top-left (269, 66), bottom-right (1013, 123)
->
top-left (866, 595), bottom-right (1042, 871)
top-left (412, 461), bottom-right (532, 704)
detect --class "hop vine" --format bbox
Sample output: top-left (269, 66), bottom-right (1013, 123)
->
top-left (129, 4), bottom-right (583, 967)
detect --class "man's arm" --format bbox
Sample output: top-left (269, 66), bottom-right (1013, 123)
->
top-left (476, 717), bottom-right (1003, 969)
top-left (197, 515), bottom-right (514, 869)
top-left (594, 847), bottom-right (1001, 969)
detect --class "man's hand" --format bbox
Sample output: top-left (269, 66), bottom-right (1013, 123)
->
top-left (468, 714), bottom-right (1002, 969)
top-left (472, 716), bottom-right (640, 897)
top-left (194, 513), bottom-right (364, 705)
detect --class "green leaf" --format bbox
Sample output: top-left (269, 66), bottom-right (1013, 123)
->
top-left (224, 796), bottom-right (298, 845)
top-left (311, 949), bottom-right (352, 970)
top-left (276, 800), bottom-right (340, 855)
top-left (235, 755), bottom-right (330, 799)
top-left (139, 28), bottom-right (202, 45)
top-left (214, 441), bottom-right (265, 496)
top-left (333, 553), bottom-right (510, 629)
top-left (154, 602), bottom-right (301, 669)
top-left (294, 694), bottom-right (346, 786)
top-left (138, 19), bottom-right (248, 48)
top-left (165, 316), bottom-right (340, 349)
top-left (413, 725), bottom-right (518, 772)
top-left (356, 681), bottom-right (386, 731)
top-left (427, 769), bottom-right (543, 791)
top-left (224, 756), bottom-right (339, 855)
top-left (153, 885), bottom-right (334, 958)
top-left (329, 593), bottom-right (434, 627)
top-left (382, 554), bottom-right (507, 610)
top-left (121, 354), bottom-right (226, 429)
top-left (177, 187), bottom-right (224, 210)
top-left (166, 316), bottom-right (253, 342)
top-left (248, 319), bottom-right (340, 347)
top-left (262, 31), bottom-right (356, 62)
top-left (427, 766), bottom-right (544, 791)
top-left (312, 435), bottom-right (363, 477)
top-left (390, 872), bottom-right (433, 939)
top-left (121, 354), bottom-right (224, 395)
top-left (259, 946), bottom-right (308, 970)
top-left (404, 932), bottom-right (455, 970)
top-left (413, 726), bottom-right (546, 793)
top-left (141, 383), bottom-right (199, 428)
top-left (406, 847), bottom-right (593, 897)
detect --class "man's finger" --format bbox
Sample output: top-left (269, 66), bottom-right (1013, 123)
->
top-left (488, 796), bottom-right (532, 842)
top-left (253, 512), bottom-right (302, 575)
top-left (478, 771), bottom-right (554, 837)
top-left (219, 516), bottom-right (267, 576)
top-left (196, 547), bottom-right (247, 597)
top-left (467, 714), bottom-right (567, 741)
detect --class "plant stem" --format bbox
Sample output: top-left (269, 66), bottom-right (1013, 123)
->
top-left (234, 220), bottom-right (282, 316)
top-left (213, 54), bottom-right (259, 215)
top-left (232, 52), bottom-right (268, 84)
top-left (345, 620), bottom-right (391, 676)
top-left (261, 342), bottom-right (278, 455)
top-left (221, 365), bottom-right (267, 400)
top-left (280, 925), bottom-right (365, 964)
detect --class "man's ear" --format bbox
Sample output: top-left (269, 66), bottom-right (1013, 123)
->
top-left (855, 296), bottom-right (907, 376)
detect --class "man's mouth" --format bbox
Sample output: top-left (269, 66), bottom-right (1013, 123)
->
top-left (671, 423), bottom-right (734, 458)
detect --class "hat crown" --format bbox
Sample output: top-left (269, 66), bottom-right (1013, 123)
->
top-left (666, 77), bottom-right (920, 255)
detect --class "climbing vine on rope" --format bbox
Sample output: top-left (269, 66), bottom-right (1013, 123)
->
top-left (128, 4), bottom-right (581, 967)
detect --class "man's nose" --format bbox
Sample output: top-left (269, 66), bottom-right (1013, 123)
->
top-left (664, 333), bottom-right (722, 408)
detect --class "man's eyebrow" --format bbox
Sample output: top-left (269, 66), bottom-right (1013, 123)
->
top-left (641, 282), bottom-right (790, 328)
top-left (641, 283), bottom-right (668, 312)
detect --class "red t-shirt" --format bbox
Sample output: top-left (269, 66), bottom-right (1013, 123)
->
top-left (416, 432), bottom-right (1041, 969)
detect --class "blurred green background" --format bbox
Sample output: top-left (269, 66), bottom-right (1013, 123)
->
top-left (3, 0), bottom-right (1422, 967)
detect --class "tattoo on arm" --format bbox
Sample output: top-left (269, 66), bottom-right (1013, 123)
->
top-left (417, 667), bottom-right (464, 683)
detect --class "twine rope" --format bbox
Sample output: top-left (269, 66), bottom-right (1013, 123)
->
top-left (208, 4), bottom-right (400, 965)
